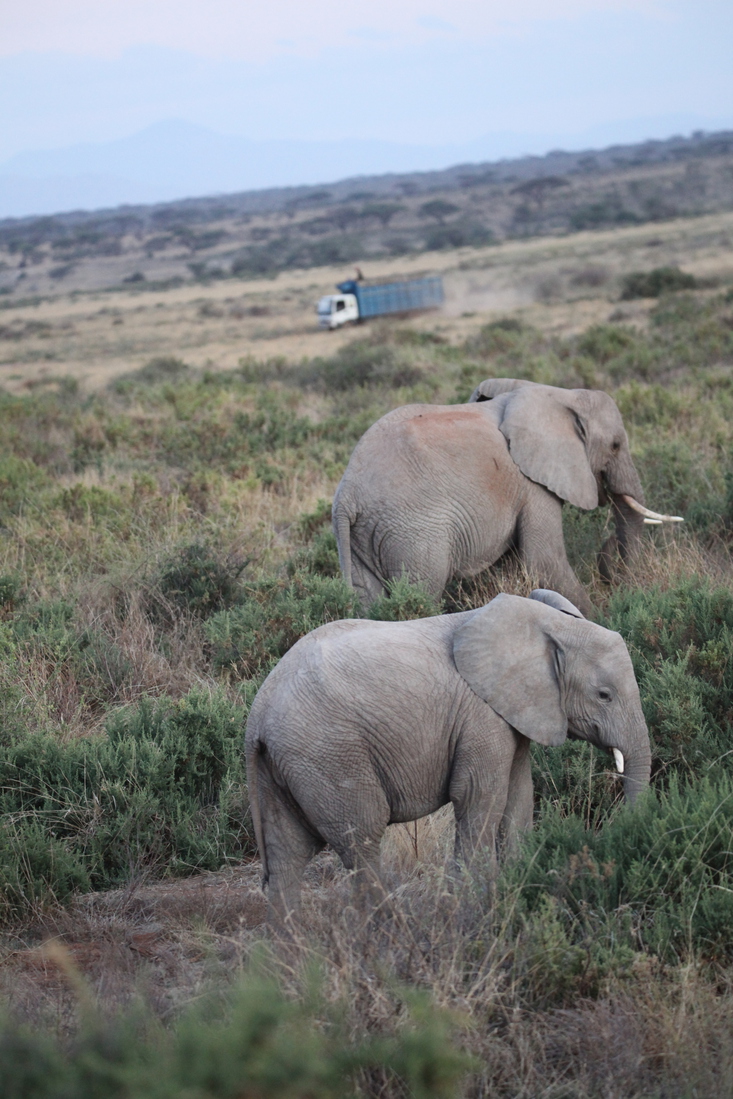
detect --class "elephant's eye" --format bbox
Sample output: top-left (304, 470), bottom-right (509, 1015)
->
top-left (598, 689), bottom-right (612, 702)
top-left (611, 440), bottom-right (621, 452)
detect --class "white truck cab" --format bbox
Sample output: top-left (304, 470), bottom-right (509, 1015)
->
top-left (316, 293), bottom-right (359, 329)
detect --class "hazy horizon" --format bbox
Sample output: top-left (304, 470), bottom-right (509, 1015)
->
top-left (2, 1), bottom-right (731, 218)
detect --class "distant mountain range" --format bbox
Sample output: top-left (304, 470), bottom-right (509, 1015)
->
top-left (0, 115), bottom-right (729, 220)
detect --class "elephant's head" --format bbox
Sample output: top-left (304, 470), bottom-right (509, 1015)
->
top-left (453, 590), bottom-right (651, 803)
top-left (469, 378), bottom-right (682, 572)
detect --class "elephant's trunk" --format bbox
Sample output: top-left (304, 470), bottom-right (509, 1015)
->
top-left (611, 493), bottom-right (646, 564)
top-left (620, 740), bottom-right (652, 806)
top-left (598, 494), bottom-right (645, 581)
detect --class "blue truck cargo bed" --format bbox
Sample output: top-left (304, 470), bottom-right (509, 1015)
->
top-left (336, 275), bottom-right (444, 318)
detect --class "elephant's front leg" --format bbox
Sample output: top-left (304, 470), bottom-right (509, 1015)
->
top-left (499, 734), bottom-right (533, 857)
top-left (449, 735), bottom-right (515, 879)
top-left (517, 492), bottom-right (593, 617)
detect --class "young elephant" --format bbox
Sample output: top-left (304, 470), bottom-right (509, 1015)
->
top-left (245, 589), bottom-right (651, 924)
top-left (332, 378), bottom-right (682, 615)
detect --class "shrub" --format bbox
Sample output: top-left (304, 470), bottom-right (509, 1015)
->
top-left (205, 573), bottom-right (359, 677)
top-left (285, 500), bottom-right (341, 579)
top-left (0, 573), bottom-right (21, 612)
top-left (0, 689), bottom-right (252, 920)
top-left (56, 484), bottom-right (127, 527)
top-left (135, 356), bottom-right (190, 384)
top-left (0, 973), bottom-right (472, 1099)
top-left (287, 529), bottom-right (340, 579)
top-left (310, 340), bottom-right (424, 391)
top-left (367, 575), bottom-right (443, 621)
top-left (295, 498), bottom-right (333, 541)
top-left (463, 317), bottom-right (539, 364)
top-left (0, 455), bottom-right (50, 520)
top-left (155, 542), bottom-right (246, 619)
top-left (634, 438), bottom-right (711, 518)
top-left (502, 773), bottom-right (733, 967)
top-left (1, 595), bottom-right (136, 715)
top-left (621, 266), bottom-right (697, 299)
top-left (603, 580), bottom-right (733, 779)
top-left (576, 324), bottom-right (637, 364)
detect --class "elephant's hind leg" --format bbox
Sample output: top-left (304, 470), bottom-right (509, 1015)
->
top-left (350, 555), bottom-right (387, 610)
top-left (324, 808), bottom-right (390, 918)
top-left (258, 765), bottom-right (325, 931)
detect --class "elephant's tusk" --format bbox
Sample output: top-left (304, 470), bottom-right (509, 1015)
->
top-left (613, 748), bottom-right (625, 774)
top-left (620, 495), bottom-right (684, 523)
top-left (643, 518), bottom-right (663, 525)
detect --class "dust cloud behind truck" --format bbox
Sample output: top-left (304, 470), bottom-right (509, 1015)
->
top-left (317, 275), bottom-right (444, 329)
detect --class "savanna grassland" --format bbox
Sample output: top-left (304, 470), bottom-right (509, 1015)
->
top-left (1, 198), bottom-right (733, 1097)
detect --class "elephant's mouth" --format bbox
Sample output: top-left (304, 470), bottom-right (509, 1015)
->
top-left (568, 724), bottom-right (626, 774)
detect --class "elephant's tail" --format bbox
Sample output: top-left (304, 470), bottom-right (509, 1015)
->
top-left (333, 501), bottom-right (354, 589)
top-left (245, 737), bottom-right (269, 889)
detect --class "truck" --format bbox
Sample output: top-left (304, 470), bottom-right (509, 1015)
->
top-left (316, 274), bottom-right (444, 329)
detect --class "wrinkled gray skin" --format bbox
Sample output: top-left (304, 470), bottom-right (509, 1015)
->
top-left (245, 589), bottom-right (651, 925)
top-left (332, 378), bottom-right (647, 617)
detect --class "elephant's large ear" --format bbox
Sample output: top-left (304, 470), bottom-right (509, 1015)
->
top-left (498, 386), bottom-right (598, 509)
top-left (453, 594), bottom-right (568, 746)
top-left (469, 377), bottom-right (535, 403)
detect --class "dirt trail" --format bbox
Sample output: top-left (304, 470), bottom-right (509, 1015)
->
top-left (1, 212), bottom-right (731, 394)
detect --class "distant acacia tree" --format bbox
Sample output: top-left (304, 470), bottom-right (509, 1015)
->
top-left (510, 176), bottom-right (570, 214)
top-left (359, 202), bottom-right (405, 227)
top-left (418, 199), bottom-right (460, 224)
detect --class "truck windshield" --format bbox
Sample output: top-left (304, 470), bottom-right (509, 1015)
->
top-left (317, 298), bottom-right (333, 314)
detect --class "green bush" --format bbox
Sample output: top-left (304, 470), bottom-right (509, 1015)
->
top-left (0, 572), bottom-right (21, 611)
top-left (308, 340), bottom-right (424, 391)
top-left (2, 597), bottom-right (135, 712)
top-left (576, 324), bottom-right (637, 364)
top-left (155, 542), bottom-right (246, 618)
top-left (56, 484), bottom-right (127, 526)
top-left (502, 773), bottom-right (733, 967)
top-left (634, 438), bottom-right (713, 519)
top-left (0, 455), bottom-right (50, 520)
top-left (205, 573), bottom-right (359, 677)
top-left (286, 529), bottom-right (340, 579)
top-left (0, 972), bottom-right (471, 1099)
top-left (231, 233), bottom-right (365, 277)
top-left (285, 499), bottom-right (340, 578)
top-left (135, 356), bottom-right (190, 384)
top-left (621, 266), bottom-right (697, 299)
top-left (603, 580), bottom-right (733, 779)
top-left (366, 575), bottom-right (443, 621)
top-left (0, 689), bottom-right (252, 920)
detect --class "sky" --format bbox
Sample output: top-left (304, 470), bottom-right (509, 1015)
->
top-left (1, 0), bottom-right (732, 206)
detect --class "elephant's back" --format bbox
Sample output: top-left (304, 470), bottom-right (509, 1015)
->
top-left (247, 613), bottom-right (471, 741)
top-left (338, 403), bottom-right (516, 503)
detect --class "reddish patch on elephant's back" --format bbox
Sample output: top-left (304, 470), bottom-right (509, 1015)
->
top-left (400, 404), bottom-right (503, 460)
top-left (402, 405), bottom-right (487, 431)
top-left (397, 402), bottom-right (518, 503)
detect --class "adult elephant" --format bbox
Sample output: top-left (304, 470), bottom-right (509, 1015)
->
top-left (245, 589), bottom-right (651, 925)
top-left (332, 378), bottom-right (681, 616)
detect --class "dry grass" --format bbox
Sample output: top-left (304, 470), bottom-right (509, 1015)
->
top-left (4, 841), bottom-right (733, 1097)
